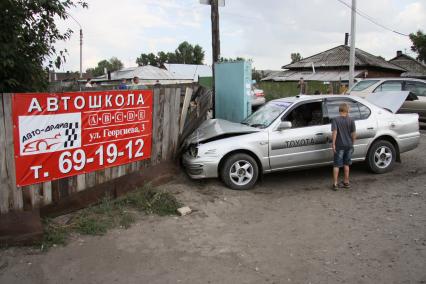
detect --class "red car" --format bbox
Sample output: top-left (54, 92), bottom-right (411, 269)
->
top-left (23, 133), bottom-right (62, 153)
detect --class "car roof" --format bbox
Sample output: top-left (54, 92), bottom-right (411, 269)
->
top-left (273, 94), bottom-right (357, 104)
top-left (357, 77), bottom-right (426, 82)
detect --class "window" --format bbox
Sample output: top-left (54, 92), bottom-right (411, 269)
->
top-left (283, 102), bottom-right (324, 128)
top-left (358, 103), bottom-right (371, 119)
top-left (242, 100), bottom-right (291, 128)
top-left (350, 80), bottom-right (379, 92)
top-left (325, 99), bottom-right (370, 121)
top-left (404, 81), bottom-right (426, 97)
top-left (374, 81), bottom-right (403, 92)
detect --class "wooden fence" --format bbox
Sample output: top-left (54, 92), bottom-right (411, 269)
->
top-left (0, 85), bottom-right (212, 215)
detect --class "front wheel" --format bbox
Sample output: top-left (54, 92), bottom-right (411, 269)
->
top-left (220, 153), bottom-right (259, 190)
top-left (367, 140), bottom-right (396, 173)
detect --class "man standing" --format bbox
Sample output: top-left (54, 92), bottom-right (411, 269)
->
top-left (297, 77), bottom-right (307, 94)
top-left (331, 103), bottom-right (356, 190)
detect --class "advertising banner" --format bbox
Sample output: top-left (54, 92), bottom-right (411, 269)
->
top-left (12, 90), bottom-right (153, 187)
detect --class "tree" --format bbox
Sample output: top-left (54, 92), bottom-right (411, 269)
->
top-left (86, 57), bottom-right (124, 77)
top-left (220, 57), bottom-right (246, 62)
top-left (136, 41), bottom-right (205, 66)
top-left (290, 53), bottom-right (302, 63)
top-left (0, 0), bottom-right (88, 92)
top-left (409, 30), bottom-right (426, 63)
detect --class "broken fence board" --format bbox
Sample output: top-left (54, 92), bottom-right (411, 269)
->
top-left (179, 87), bottom-right (193, 134)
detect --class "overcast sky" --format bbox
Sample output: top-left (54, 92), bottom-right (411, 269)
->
top-left (54, 0), bottom-right (426, 72)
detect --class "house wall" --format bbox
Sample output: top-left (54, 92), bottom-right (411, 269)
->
top-left (259, 81), bottom-right (342, 101)
top-left (365, 70), bottom-right (402, 78)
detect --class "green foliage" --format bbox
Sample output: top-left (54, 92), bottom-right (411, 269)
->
top-left (259, 81), bottom-right (332, 101)
top-left (0, 0), bottom-right (88, 92)
top-left (409, 30), bottom-right (426, 62)
top-left (220, 57), bottom-right (246, 62)
top-left (290, 53), bottom-right (302, 63)
top-left (86, 57), bottom-right (124, 77)
top-left (136, 41), bottom-right (205, 66)
top-left (38, 184), bottom-right (181, 250)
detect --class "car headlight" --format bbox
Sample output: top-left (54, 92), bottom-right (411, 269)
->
top-left (188, 145), bottom-right (198, 158)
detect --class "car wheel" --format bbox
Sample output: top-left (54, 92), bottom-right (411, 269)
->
top-left (220, 153), bottom-right (259, 190)
top-left (367, 140), bottom-right (396, 173)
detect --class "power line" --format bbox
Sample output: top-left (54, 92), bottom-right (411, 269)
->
top-left (336, 0), bottom-right (409, 37)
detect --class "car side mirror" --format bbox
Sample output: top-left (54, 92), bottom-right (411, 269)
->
top-left (277, 121), bottom-right (292, 131)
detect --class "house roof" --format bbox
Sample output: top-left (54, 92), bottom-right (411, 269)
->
top-left (261, 69), bottom-right (365, 82)
top-left (163, 64), bottom-right (212, 81)
top-left (282, 45), bottom-right (405, 72)
top-left (94, 65), bottom-right (178, 81)
top-left (388, 53), bottom-right (426, 78)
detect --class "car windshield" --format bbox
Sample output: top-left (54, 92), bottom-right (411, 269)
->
top-left (350, 80), bottom-right (380, 92)
top-left (242, 101), bottom-right (292, 128)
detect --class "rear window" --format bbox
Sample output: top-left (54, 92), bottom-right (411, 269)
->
top-left (350, 80), bottom-right (379, 92)
top-left (374, 81), bottom-right (403, 92)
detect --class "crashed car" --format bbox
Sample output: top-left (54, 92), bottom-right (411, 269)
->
top-left (182, 94), bottom-right (420, 190)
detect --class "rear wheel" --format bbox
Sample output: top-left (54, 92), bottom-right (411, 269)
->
top-left (367, 140), bottom-right (396, 173)
top-left (220, 153), bottom-right (259, 190)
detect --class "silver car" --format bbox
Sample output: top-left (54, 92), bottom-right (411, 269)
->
top-left (348, 78), bottom-right (426, 122)
top-left (182, 94), bottom-right (420, 190)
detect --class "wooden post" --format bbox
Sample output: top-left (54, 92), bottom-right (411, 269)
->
top-left (3, 94), bottom-right (23, 211)
top-left (211, 0), bottom-right (220, 118)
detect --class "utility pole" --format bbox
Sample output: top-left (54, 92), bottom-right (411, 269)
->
top-left (68, 13), bottom-right (83, 78)
top-left (349, 0), bottom-right (356, 89)
top-left (210, 0), bottom-right (220, 118)
top-left (201, 0), bottom-right (223, 118)
top-left (79, 28), bottom-right (83, 78)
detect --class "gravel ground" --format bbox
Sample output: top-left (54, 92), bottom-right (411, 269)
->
top-left (1, 131), bottom-right (425, 284)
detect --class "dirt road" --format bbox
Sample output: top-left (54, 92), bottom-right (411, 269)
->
top-left (1, 132), bottom-right (425, 284)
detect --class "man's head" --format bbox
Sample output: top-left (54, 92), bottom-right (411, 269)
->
top-left (339, 103), bottom-right (349, 116)
top-left (133, 76), bottom-right (139, 84)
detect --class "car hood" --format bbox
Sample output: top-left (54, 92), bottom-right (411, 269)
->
top-left (364, 91), bottom-right (414, 113)
top-left (185, 119), bottom-right (259, 144)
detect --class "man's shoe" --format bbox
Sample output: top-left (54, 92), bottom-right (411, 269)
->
top-left (332, 184), bottom-right (339, 191)
top-left (342, 182), bottom-right (351, 189)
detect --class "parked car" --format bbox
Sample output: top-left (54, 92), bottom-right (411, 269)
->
top-left (250, 87), bottom-right (266, 108)
top-left (182, 94), bottom-right (420, 190)
top-left (348, 78), bottom-right (426, 122)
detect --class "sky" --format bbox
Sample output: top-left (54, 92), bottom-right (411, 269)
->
top-left (54, 0), bottom-right (426, 72)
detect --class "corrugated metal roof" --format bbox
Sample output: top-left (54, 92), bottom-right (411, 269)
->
top-left (262, 69), bottom-right (364, 82)
top-left (163, 64), bottom-right (212, 81)
top-left (283, 45), bottom-right (405, 72)
top-left (389, 54), bottom-right (426, 78)
top-left (94, 65), bottom-right (178, 81)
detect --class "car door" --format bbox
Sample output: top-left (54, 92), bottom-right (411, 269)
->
top-left (324, 98), bottom-right (376, 160)
top-left (400, 81), bottom-right (426, 121)
top-left (269, 100), bottom-right (331, 170)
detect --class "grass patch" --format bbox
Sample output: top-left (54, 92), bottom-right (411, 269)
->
top-left (39, 184), bottom-right (182, 250)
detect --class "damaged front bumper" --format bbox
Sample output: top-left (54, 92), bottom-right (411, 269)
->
top-left (182, 152), bottom-right (220, 179)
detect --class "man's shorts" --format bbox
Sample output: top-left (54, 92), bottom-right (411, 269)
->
top-left (334, 147), bottom-right (354, 167)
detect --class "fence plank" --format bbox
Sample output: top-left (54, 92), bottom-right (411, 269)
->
top-left (42, 181), bottom-right (52, 205)
top-left (161, 88), bottom-right (171, 160)
top-left (179, 88), bottom-right (193, 134)
top-left (76, 174), bottom-right (86, 192)
top-left (170, 88), bottom-right (181, 158)
top-left (3, 93), bottom-right (23, 211)
top-left (0, 94), bottom-right (9, 214)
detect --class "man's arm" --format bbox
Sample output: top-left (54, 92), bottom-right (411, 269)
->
top-left (351, 120), bottom-right (356, 145)
top-left (332, 130), bottom-right (337, 153)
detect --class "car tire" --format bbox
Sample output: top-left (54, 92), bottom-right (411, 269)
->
top-left (366, 140), bottom-right (396, 174)
top-left (220, 153), bottom-right (259, 190)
